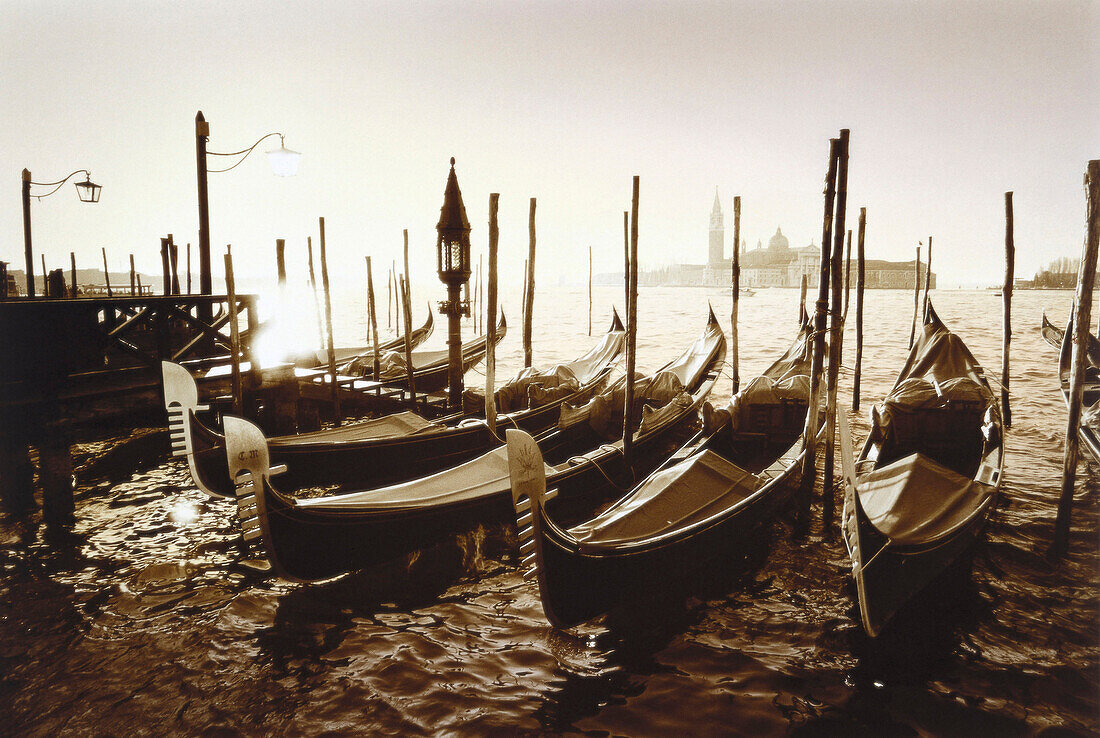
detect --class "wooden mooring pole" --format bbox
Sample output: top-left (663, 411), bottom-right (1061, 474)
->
top-left (853, 208), bottom-right (866, 412)
top-left (169, 235), bottom-right (180, 295)
top-left (394, 262), bottom-right (400, 333)
top-left (588, 245), bottom-right (593, 337)
top-left (70, 252), bottom-right (76, 298)
top-left (276, 238), bottom-right (287, 287)
top-left (843, 229), bottom-right (852, 321)
top-left (1054, 160), bottom-right (1100, 559)
top-left (400, 275), bottom-right (416, 410)
top-left (623, 177), bottom-right (640, 469)
top-left (486, 194), bottom-right (500, 437)
top-left (923, 235), bottom-right (932, 320)
top-left (307, 237), bottom-right (324, 351)
top-left (909, 245), bottom-right (921, 348)
top-left (1002, 196), bottom-right (1014, 427)
top-left (798, 136), bottom-right (840, 537)
top-left (472, 257), bottom-right (480, 335)
top-left (101, 247), bottom-right (112, 297)
top-left (524, 198), bottom-right (537, 369)
top-left (731, 195), bottom-right (741, 395)
top-left (318, 217), bottom-right (341, 424)
top-left (224, 248), bottom-right (243, 416)
top-left (160, 237), bottom-right (171, 295)
top-left (186, 243), bottom-right (192, 294)
top-left (366, 256), bottom-right (381, 381)
top-left (799, 273), bottom-right (808, 322)
top-left (623, 211), bottom-right (629, 328)
top-left (40, 425), bottom-right (74, 533)
top-left (822, 129), bottom-right (850, 536)
top-left (521, 261), bottom-right (528, 340)
top-left (129, 254), bottom-right (136, 296)
top-left (401, 229), bottom-right (417, 410)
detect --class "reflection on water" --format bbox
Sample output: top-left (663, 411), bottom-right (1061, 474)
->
top-left (1, 288), bottom-right (1097, 735)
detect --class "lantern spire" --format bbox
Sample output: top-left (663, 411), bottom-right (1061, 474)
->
top-left (437, 157), bottom-right (471, 234)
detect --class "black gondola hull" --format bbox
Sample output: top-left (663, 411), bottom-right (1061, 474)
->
top-left (531, 467), bottom-right (798, 628)
top-left (256, 397), bottom-right (706, 581)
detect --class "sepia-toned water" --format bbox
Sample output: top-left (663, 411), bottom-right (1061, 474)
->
top-left (1, 286), bottom-right (1097, 736)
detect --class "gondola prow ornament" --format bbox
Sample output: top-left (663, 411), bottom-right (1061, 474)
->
top-left (436, 157), bottom-right (473, 407)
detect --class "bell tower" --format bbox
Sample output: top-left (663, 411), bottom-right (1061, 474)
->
top-left (708, 188), bottom-right (724, 266)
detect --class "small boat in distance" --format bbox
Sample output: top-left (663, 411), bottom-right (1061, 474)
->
top-left (841, 303), bottom-right (1005, 637)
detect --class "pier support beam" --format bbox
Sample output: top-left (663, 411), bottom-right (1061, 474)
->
top-left (40, 427), bottom-right (74, 532)
top-left (0, 436), bottom-right (36, 515)
top-left (257, 366), bottom-right (301, 437)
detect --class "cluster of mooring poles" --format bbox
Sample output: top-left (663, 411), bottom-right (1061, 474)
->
top-left (4, 114), bottom-right (1098, 564)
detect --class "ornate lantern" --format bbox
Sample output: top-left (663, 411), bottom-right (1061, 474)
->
top-left (74, 174), bottom-right (102, 203)
top-left (435, 157), bottom-right (472, 405)
top-left (436, 158), bottom-right (472, 299)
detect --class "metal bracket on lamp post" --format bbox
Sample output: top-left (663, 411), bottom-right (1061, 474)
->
top-left (437, 298), bottom-right (471, 318)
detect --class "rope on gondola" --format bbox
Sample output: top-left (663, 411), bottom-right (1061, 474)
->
top-left (566, 444), bottom-right (632, 492)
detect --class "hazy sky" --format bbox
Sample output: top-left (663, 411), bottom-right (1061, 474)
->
top-left (2, 0), bottom-right (1096, 292)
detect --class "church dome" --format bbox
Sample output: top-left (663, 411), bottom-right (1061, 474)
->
top-left (768, 227), bottom-right (789, 251)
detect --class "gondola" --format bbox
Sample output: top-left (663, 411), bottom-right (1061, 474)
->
top-left (306, 307), bottom-right (434, 368)
top-left (221, 309), bottom-right (725, 582)
top-left (1042, 311), bottom-right (1064, 350)
top-left (507, 315), bottom-right (815, 628)
top-left (165, 311), bottom-right (618, 497)
top-left (1043, 310), bottom-right (1100, 367)
top-left (1057, 314), bottom-right (1100, 461)
top-left (840, 303), bottom-right (1004, 637)
top-left (362, 312), bottom-right (506, 393)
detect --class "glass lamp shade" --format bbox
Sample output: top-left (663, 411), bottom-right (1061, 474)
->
top-left (439, 238), bottom-right (469, 278)
top-left (266, 143), bottom-right (301, 177)
top-left (74, 175), bottom-right (102, 203)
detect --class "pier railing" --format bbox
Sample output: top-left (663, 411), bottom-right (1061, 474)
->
top-left (0, 294), bottom-right (258, 391)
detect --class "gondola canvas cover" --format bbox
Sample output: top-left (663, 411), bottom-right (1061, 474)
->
top-left (570, 450), bottom-right (760, 546)
top-left (857, 452), bottom-right (993, 545)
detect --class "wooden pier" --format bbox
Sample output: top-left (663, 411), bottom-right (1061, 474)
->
top-left (0, 294), bottom-right (260, 427)
top-left (0, 294), bottom-right (260, 528)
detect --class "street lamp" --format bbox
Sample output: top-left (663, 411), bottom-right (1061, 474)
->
top-left (21, 168), bottom-right (102, 298)
top-left (194, 110), bottom-right (300, 297)
top-left (435, 157), bottom-right (472, 407)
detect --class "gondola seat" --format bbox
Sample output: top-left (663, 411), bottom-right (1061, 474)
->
top-left (729, 374), bottom-right (810, 439)
top-left (463, 365), bottom-right (582, 413)
top-left (871, 376), bottom-right (989, 475)
top-left (565, 371), bottom-right (689, 441)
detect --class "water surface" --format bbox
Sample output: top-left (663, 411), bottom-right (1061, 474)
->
top-left (1, 287), bottom-right (1096, 736)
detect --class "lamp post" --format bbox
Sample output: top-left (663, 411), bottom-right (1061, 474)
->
top-left (435, 157), bottom-right (472, 407)
top-left (194, 110), bottom-right (300, 297)
top-left (21, 168), bottom-right (101, 298)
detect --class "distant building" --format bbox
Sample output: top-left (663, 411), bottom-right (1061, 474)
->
top-left (641, 190), bottom-right (935, 290)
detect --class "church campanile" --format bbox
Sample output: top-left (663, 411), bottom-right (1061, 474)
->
top-left (708, 189), bottom-right (724, 266)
